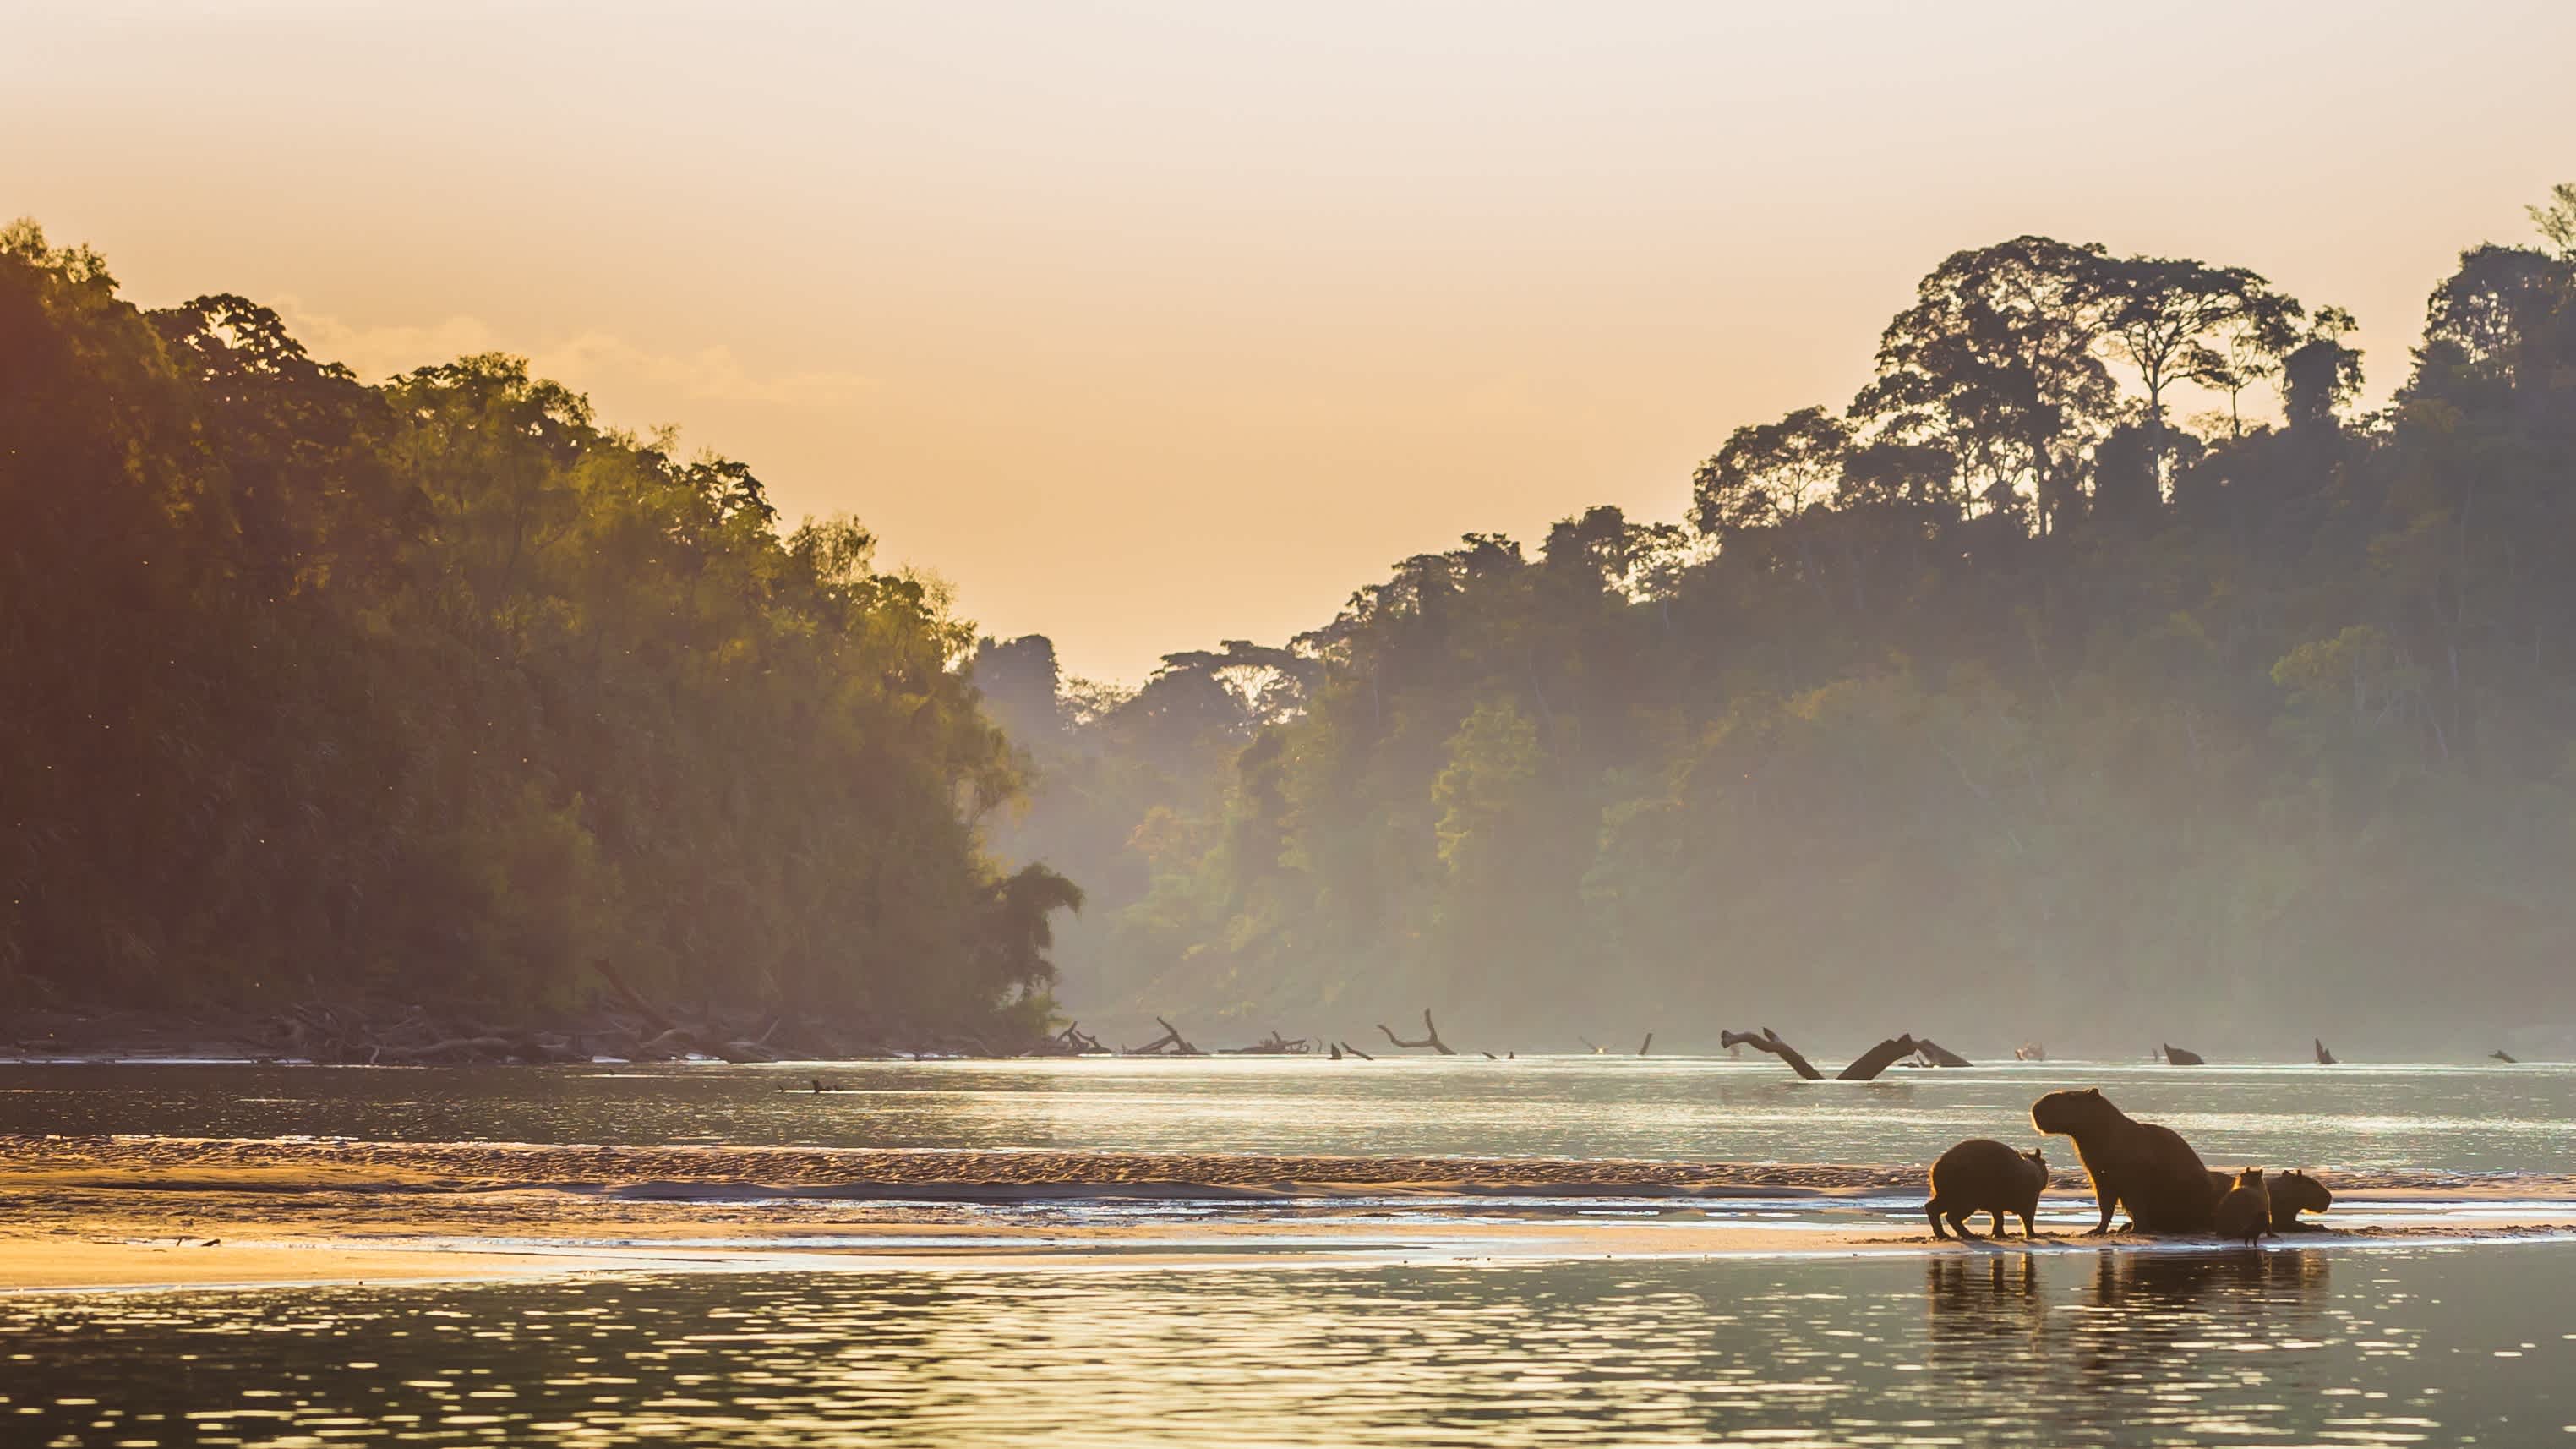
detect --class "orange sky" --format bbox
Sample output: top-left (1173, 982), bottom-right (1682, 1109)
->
top-left (10, 1), bottom-right (2573, 681)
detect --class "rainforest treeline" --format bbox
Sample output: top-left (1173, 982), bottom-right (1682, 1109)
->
top-left (8, 193), bottom-right (2573, 1053)
top-left (0, 223), bottom-right (1078, 1039)
top-left (987, 189), bottom-right (2576, 1053)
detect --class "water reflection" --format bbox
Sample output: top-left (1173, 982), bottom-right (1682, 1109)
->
top-left (1924, 1251), bottom-right (2044, 1344)
top-left (3, 1246), bottom-right (2571, 1446)
top-left (3, 1058), bottom-right (2570, 1172)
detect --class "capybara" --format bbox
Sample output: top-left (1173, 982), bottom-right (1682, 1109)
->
top-left (2030, 1087), bottom-right (2216, 1233)
top-left (2212, 1167), bottom-right (2273, 1246)
top-left (2267, 1168), bottom-right (2332, 1231)
top-left (1924, 1138), bottom-right (2049, 1240)
top-left (2207, 1166), bottom-right (2333, 1231)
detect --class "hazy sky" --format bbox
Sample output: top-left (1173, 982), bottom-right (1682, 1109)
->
top-left (11, 1), bottom-right (2573, 681)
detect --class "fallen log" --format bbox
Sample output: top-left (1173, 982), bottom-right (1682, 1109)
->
top-left (1836, 1035), bottom-right (1918, 1081)
top-left (1721, 1028), bottom-right (1821, 1080)
top-left (1338, 1041), bottom-right (1375, 1061)
top-left (2162, 1042), bottom-right (2206, 1066)
top-left (587, 960), bottom-right (778, 1062)
top-left (1637, 1031), bottom-right (1654, 1057)
top-left (2491, 1048), bottom-right (2518, 1064)
top-left (1912, 1037), bottom-right (1973, 1068)
top-left (1122, 1017), bottom-right (1204, 1056)
top-left (1221, 1030), bottom-right (1311, 1055)
top-left (592, 960), bottom-right (679, 1036)
top-left (1377, 1009), bottom-right (1456, 1055)
top-left (2314, 1037), bottom-right (2336, 1065)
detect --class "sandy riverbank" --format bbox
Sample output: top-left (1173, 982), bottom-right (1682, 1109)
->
top-left (8, 1135), bottom-right (2576, 1293)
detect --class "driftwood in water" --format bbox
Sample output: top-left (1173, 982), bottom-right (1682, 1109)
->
top-left (2313, 1037), bottom-right (2336, 1065)
top-left (591, 960), bottom-right (778, 1064)
top-left (1329, 1042), bottom-right (1343, 1060)
top-left (1578, 1035), bottom-right (1605, 1054)
top-left (1339, 1041), bottom-right (1375, 1061)
top-left (273, 1000), bottom-right (598, 1066)
top-left (2491, 1048), bottom-right (2518, 1063)
top-left (1221, 1030), bottom-right (1310, 1055)
top-left (1480, 1050), bottom-right (1498, 1059)
top-left (1028, 1022), bottom-right (1107, 1058)
top-left (1637, 1031), bottom-right (1654, 1057)
top-left (2162, 1042), bottom-right (2206, 1065)
top-left (1122, 1017), bottom-right (1203, 1056)
top-left (1721, 1027), bottom-right (1821, 1080)
top-left (1377, 1009), bottom-right (1457, 1055)
top-left (1720, 1027), bottom-right (1922, 1081)
top-left (1836, 1035), bottom-right (1918, 1081)
top-left (2013, 1041), bottom-right (2047, 1061)
top-left (1912, 1037), bottom-right (1973, 1068)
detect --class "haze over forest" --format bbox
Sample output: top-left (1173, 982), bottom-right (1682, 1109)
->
top-left (7, 188), bottom-right (2574, 1057)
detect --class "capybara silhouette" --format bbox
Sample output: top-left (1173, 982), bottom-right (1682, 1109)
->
top-left (2213, 1167), bottom-right (2273, 1246)
top-left (2206, 1166), bottom-right (2333, 1232)
top-left (1924, 1138), bottom-right (2049, 1241)
top-left (2030, 1087), bottom-right (2216, 1234)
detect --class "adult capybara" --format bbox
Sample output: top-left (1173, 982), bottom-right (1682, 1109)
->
top-left (1924, 1138), bottom-right (2049, 1240)
top-left (2030, 1087), bottom-right (2216, 1234)
top-left (2213, 1167), bottom-right (2272, 1246)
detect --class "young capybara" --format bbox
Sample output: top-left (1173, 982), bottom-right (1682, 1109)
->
top-left (2212, 1167), bottom-right (2273, 1246)
top-left (2207, 1167), bottom-right (2333, 1231)
top-left (2030, 1087), bottom-right (2217, 1234)
top-left (1924, 1138), bottom-right (2049, 1240)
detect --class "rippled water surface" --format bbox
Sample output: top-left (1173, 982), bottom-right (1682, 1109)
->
top-left (7, 1245), bottom-right (2574, 1446)
top-left (5, 1058), bottom-right (2571, 1172)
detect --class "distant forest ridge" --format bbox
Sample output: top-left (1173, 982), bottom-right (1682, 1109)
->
top-left (979, 186), bottom-right (2576, 1055)
top-left (5, 189), bottom-right (2573, 1055)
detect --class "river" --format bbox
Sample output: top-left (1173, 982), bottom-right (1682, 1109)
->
top-left (6, 1056), bottom-right (2567, 1173)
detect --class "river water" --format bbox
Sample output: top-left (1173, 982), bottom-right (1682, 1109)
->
top-left (4, 1057), bottom-right (2568, 1173)
top-left (8, 1244), bottom-right (2574, 1446)
top-left (9, 1058), bottom-right (2575, 1446)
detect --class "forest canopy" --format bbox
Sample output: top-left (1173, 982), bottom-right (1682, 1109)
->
top-left (8, 189), bottom-right (2574, 1058)
top-left (985, 189), bottom-right (2576, 1056)
top-left (0, 223), bottom-right (1077, 1042)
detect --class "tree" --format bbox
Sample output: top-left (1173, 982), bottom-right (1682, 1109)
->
top-left (1853, 236), bottom-right (2120, 534)
top-left (1692, 407), bottom-right (1848, 539)
top-left (2098, 255), bottom-right (2281, 458)
top-left (2279, 307), bottom-right (2366, 433)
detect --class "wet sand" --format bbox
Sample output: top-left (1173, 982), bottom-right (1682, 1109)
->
top-left (8, 1135), bottom-right (2574, 1292)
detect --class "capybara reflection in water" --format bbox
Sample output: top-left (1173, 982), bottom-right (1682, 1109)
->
top-left (2208, 1166), bottom-right (2333, 1232)
top-left (2212, 1167), bottom-right (2273, 1246)
top-left (1924, 1138), bottom-right (2049, 1241)
top-left (2029, 1087), bottom-right (2216, 1234)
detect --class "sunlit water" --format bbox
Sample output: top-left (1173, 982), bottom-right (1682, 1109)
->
top-left (7, 1245), bottom-right (2574, 1446)
top-left (3, 1058), bottom-right (2569, 1173)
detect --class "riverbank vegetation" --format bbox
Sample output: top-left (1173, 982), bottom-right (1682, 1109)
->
top-left (0, 225), bottom-right (1076, 1048)
top-left (991, 189), bottom-right (2576, 1052)
top-left (9, 189), bottom-right (2573, 1057)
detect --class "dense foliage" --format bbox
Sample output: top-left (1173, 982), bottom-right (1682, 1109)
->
top-left (0, 226), bottom-right (1077, 1036)
top-left (990, 190), bottom-right (2576, 1054)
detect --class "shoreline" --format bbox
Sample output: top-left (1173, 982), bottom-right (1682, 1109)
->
top-left (10, 1135), bottom-right (2576, 1294)
top-left (13, 1134), bottom-right (2571, 1196)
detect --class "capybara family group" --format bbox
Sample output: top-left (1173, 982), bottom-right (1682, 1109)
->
top-left (1921, 1086), bottom-right (2332, 1245)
